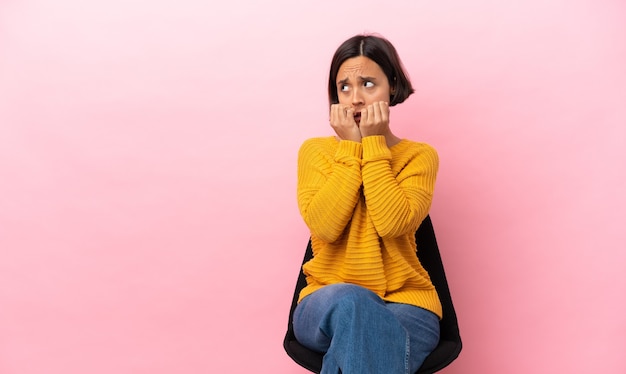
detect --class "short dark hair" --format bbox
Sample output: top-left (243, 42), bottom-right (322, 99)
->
top-left (328, 34), bottom-right (414, 107)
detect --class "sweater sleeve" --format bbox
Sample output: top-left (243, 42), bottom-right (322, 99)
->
top-left (297, 138), bottom-right (363, 243)
top-left (361, 136), bottom-right (439, 238)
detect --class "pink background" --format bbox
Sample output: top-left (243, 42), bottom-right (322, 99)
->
top-left (1, 0), bottom-right (625, 373)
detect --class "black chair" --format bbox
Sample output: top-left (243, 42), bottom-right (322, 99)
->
top-left (283, 215), bottom-right (462, 373)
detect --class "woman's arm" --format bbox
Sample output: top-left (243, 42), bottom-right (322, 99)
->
top-left (297, 138), bottom-right (363, 243)
top-left (361, 136), bottom-right (438, 238)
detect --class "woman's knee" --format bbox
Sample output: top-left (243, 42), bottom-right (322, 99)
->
top-left (294, 284), bottom-right (382, 347)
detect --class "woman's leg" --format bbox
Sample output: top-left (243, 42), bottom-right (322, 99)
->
top-left (386, 303), bottom-right (440, 373)
top-left (293, 283), bottom-right (410, 374)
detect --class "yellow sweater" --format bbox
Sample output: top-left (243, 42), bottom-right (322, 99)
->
top-left (297, 135), bottom-right (442, 318)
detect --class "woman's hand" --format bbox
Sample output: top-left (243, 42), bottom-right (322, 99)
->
top-left (330, 104), bottom-right (362, 142)
top-left (359, 101), bottom-right (390, 137)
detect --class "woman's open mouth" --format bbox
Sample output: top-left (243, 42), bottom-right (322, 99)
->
top-left (354, 112), bottom-right (361, 125)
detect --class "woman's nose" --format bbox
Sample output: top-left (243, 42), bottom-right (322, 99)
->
top-left (351, 88), bottom-right (364, 106)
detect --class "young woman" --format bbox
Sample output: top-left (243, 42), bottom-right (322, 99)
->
top-left (293, 34), bottom-right (442, 374)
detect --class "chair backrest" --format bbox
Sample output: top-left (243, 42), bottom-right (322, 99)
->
top-left (283, 215), bottom-right (462, 374)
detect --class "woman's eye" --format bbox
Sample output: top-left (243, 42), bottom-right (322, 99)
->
top-left (364, 81), bottom-right (374, 88)
top-left (340, 84), bottom-right (349, 92)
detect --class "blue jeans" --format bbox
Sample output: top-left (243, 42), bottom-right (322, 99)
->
top-left (293, 283), bottom-right (440, 374)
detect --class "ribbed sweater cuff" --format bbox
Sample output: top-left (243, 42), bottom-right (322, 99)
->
top-left (362, 135), bottom-right (391, 162)
top-left (335, 140), bottom-right (363, 163)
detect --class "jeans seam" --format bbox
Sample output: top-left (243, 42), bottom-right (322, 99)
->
top-left (404, 330), bottom-right (410, 374)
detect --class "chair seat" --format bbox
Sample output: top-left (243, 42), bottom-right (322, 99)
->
top-left (419, 340), bottom-right (462, 373)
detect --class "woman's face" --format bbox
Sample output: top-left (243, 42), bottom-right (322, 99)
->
top-left (336, 56), bottom-right (393, 114)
